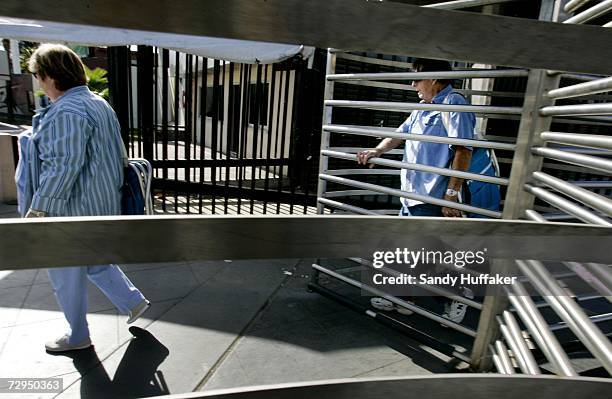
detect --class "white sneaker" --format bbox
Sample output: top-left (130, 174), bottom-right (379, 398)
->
top-left (370, 297), bottom-right (414, 315)
top-left (442, 287), bottom-right (474, 324)
top-left (127, 299), bottom-right (151, 324)
top-left (45, 334), bottom-right (92, 352)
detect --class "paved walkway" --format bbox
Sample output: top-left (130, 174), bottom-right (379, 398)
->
top-left (0, 204), bottom-right (463, 399)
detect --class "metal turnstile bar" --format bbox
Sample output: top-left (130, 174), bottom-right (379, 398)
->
top-left (327, 70), bottom-right (529, 81)
top-left (498, 318), bottom-right (533, 374)
top-left (540, 103), bottom-right (612, 116)
top-left (319, 174), bottom-right (502, 218)
top-left (507, 283), bottom-right (577, 376)
top-left (547, 76), bottom-right (612, 100)
top-left (425, 0), bottom-right (520, 10)
top-left (540, 131), bottom-right (612, 151)
top-left (523, 184), bottom-right (612, 226)
top-left (502, 311), bottom-right (541, 374)
top-left (517, 259), bottom-right (612, 375)
top-left (326, 100), bottom-right (523, 115)
top-left (322, 150), bottom-right (509, 186)
top-left (532, 172), bottom-right (612, 217)
top-left (494, 340), bottom-right (516, 374)
top-left (564, 0), bottom-right (612, 24)
top-left (531, 146), bottom-right (612, 175)
top-left (317, 198), bottom-right (380, 215)
top-left (324, 124), bottom-right (517, 151)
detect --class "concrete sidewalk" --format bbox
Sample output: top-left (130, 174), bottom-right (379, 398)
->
top-left (0, 205), bottom-right (462, 399)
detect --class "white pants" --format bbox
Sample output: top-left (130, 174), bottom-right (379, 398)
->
top-left (48, 264), bottom-right (145, 343)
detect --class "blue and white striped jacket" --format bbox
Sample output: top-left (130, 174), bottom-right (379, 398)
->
top-left (23, 86), bottom-right (125, 217)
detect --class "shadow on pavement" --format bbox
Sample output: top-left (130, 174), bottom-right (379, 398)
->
top-left (56, 327), bottom-right (169, 398)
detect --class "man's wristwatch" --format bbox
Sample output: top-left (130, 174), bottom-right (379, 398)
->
top-left (445, 188), bottom-right (459, 197)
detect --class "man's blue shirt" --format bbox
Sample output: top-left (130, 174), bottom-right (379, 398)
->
top-left (397, 85), bottom-right (476, 207)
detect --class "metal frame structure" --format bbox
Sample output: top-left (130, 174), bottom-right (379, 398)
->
top-left (0, 0), bottom-right (611, 385)
top-left (311, 0), bottom-right (612, 374)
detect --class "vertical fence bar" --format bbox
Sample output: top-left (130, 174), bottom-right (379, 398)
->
top-left (198, 57), bottom-right (208, 214)
top-left (127, 48), bottom-right (135, 158)
top-left (276, 69), bottom-right (291, 214)
top-left (173, 51), bottom-right (180, 212)
top-left (237, 64), bottom-right (250, 214)
top-left (211, 59), bottom-right (221, 214)
top-left (263, 64), bottom-right (278, 214)
top-left (161, 49), bottom-right (169, 212)
top-left (224, 62), bottom-right (235, 213)
top-left (250, 64), bottom-right (263, 214)
top-left (153, 47), bottom-right (159, 168)
top-left (107, 46), bottom-right (130, 155)
top-left (137, 46), bottom-right (153, 161)
top-left (192, 56), bottom-right (200, 212)
top-left (316, 49), bottom-right (336, 213)
top-left (185, 54), bottom-right (193, 213)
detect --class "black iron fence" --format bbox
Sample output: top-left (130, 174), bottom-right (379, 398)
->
top-left (107, 46), bottom-right (325, 215)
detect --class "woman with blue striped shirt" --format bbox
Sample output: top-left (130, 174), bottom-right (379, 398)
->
top-left (24, 44), bottom-right (150, 352)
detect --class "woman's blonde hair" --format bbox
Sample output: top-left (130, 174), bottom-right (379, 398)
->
top-left (28, 43), bottom-right (87, 91)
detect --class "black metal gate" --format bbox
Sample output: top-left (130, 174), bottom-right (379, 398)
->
top-left (107, 46), bottom-right (325, 215)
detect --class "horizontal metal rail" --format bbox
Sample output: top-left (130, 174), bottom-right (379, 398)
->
top-left (326, 70), bottom-right (529, 81)
top-left (324, 125), bottom-right (517, 151)
top-left (564, 0), bottom-right (612, 24)
top-left (326, 100), bottom-right (523, 115)
top-left (312, 263), bottom-right (478, 337)
top-left (494, 340), bottom-right (515, 374)
top-left (518, 259), bottom-right (612, 375)
top-left (564, 0), bottom-right (592, 14)
top-left (319, 174), bottom-right (502, 218)
top-left (508, 282), bottom-right (577, 377)
top-left (337, 79), bottom-right (526, 99)
top-left (322, 189), bottom-right (388, 198)
top-left (2, 217), bottom-right (611, 270)
top-left (540, 103), bottom-right (612, 116)
top-left (317, 198), bottom-right (380, 215)
top-left (531, 146), bottom-right (612, 175)
top-left (347, 257), bottom-right (484, 310)
top-left (540, 131), bottom-right (612, 150)
top-left (322, 150), bottom-right (510, 186)
top-left (524, 184), bottom-right (612, 226)
top-left (325, 169), bottom-right (401, 177)
top-left (547, 77), bottom-right (612, 100)
top-left (532, 172), bottom-right (612, 217)
top-left (425, 0), bottom-right (520, 10)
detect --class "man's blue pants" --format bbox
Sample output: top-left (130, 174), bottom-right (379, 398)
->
top-left (47, 265), bottom-right (145, 344)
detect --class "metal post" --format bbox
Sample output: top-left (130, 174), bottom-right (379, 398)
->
top-left (469, 69), bottom-right (560, 371)
top-left (137, 45), bottom-right (155, 161)
top-left (107, 46), bottom-right (131, 147)
top-left (316, 49), bottom-right (336, 214)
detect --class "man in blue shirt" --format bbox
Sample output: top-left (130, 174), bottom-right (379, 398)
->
top-left (357, 58), bottom-right (474, 323)
top-left (24, 44), bottom-right (150, 352)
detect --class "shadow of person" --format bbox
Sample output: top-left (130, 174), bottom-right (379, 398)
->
top-left (112, 327), bottom-right (170, 397)
top-left (60, 327), bottom-right (170, 398)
